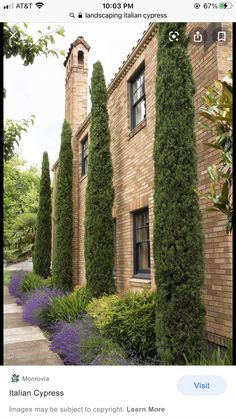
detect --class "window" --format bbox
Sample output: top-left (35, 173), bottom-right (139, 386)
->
top-left (130, 67), bottom-right (146, 129)
top-left (81, 137), bottom-right (88, 176)
top-left (133, 208), bottom-right (150, 276)
top-left (78, 50), bottom-right (84, 66)
top-left (204, 23), bottom-right (219, 51)
top-left (114, 219), bottom-right (117, 275)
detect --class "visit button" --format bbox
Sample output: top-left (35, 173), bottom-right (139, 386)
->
top-left (178, 375), bottom-right (227, 396)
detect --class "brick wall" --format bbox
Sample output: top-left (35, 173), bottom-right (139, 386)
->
top-left (188, 23), bottom-right (232, 344)
top-left (53, 22), bottom-right (232, 346)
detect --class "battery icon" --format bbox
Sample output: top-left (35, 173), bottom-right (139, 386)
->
top-left (219, 2), bottom-right (233, 8)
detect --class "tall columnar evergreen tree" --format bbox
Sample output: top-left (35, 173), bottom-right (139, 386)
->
top-left (84, 61), bottom-right (116, 298)
top-left (33, 152), bottom-right (51, 278)
top-left (53, 119), bottom-right (73, 290)
top-left (154, 23), bottom-right (206, 364)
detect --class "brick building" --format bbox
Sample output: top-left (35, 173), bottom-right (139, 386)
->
top-left (52, 23), bottom-right (232, 347)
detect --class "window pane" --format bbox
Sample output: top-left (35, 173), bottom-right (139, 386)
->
top-left (136, 227), bottom-right (148, 242)
top-left (134, 98), bottom-right (146, 126)
top-left (133, 72), bottom-right (144, 92)
top-left (133, 84), bottom-right (145, 104)
top-left (138, 242), bottom-right (150, 270)
top-left (82, 138), bottom-right (88, 175)
top-left (114, 220), bottom-right (117, 273)
top-left (84, 157), bottom-right (88, 174)
top-left (134, 209), bottom-right (150, 274)
top-left (136, 213), bottom-right (143, 229)
top-left (83, 139), bottom-right (88, 158)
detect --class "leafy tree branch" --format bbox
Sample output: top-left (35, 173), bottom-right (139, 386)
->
top-left (198, 71), bottom-right (232, 233)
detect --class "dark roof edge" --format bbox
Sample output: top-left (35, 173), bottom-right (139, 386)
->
top-left (107, 23), bottom-right (157, 95)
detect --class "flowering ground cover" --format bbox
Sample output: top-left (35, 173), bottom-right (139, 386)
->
top-left (7, 272), bottom-right (231, 365)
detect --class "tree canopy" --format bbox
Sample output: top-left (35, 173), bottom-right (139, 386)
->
top-left (3, 22), bottom-right (65, 161)
top-left (4, 156), bottom-right (40, 262)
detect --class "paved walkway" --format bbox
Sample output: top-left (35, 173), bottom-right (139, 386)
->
top-left (4, 258), bottom-right (33, 272)
top-left (4, 286), bottom-right (63, 365)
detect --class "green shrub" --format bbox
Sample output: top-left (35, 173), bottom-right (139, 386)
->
top-left (40, 287), bottom-right (91, 325)
top-left (87, 291), bottom-right (156, 360)
top-left (4, 271), bottom-right (11, 286)
top-left (21, 272), bottom-right (54, 292)
top-left (80, 335), bottom-right (127, 366)
top-left (86, 294), bottom-right (120, 330)
top-left (184, 340), bottom-right (232, 365)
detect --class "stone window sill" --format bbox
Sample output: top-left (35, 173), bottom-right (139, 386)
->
top-left (132, 272), bottom-right (151, 281)
top-left (129, 278), bottom-right (151, 285)
top-left (80, 174), bottom-right (87, 182)
top-left (129, 119), bottom-right (147, 140)
top-left (129, 277), bottom-right (151, 289)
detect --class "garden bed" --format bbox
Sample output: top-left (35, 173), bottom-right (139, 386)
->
top-left (7, 271), bottom-right (232, 366)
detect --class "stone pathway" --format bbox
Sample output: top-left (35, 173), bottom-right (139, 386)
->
top-left (4, 286), bottom-right (63, 365)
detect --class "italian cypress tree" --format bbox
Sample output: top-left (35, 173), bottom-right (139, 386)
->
top-left (154, 23), bottom-right (206, 364)
top-left (53, 119), bottom-right (73, 290)
top-left (33, 152), bottom-right (51, 278)
top-left (84, 61), bottom-right (116, 298)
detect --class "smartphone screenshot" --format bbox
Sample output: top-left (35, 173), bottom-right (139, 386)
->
top-left (1, 1), bottom-right (234, 418)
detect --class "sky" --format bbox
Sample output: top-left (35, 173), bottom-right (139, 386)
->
top-left (4, 22), bottom-right (149, 173)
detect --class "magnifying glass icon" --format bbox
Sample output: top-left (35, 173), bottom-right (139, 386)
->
top-left (69, 12), bottom-right (75, 18)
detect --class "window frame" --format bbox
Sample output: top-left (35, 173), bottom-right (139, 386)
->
top-left (81, 136), bottom-right (88, 176)
top-left (133, 208), bottom-right (150, 277)
top-left (130, 65), bottom-right (146, 130)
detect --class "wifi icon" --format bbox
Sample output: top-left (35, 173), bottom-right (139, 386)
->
top-left (35, 2), bottom-right (44, 8)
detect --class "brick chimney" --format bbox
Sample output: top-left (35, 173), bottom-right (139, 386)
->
top-left (64, 36), bottom-right (90, 134)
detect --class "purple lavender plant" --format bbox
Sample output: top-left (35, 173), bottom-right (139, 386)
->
top-left (22, 287), bottom-right (63, 326)
top-left (50, 321), bottom-right (81, 365)
top-left (50, 315), bottom-right (98, 365)
top-left (8, 271), bottom-right (26, 303)
top-left (91, 352), bottom-right (128, 366)
top-left (16, 291), bottom-right (30, 306)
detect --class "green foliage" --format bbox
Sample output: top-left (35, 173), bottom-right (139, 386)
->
top-left (153, 23), bottom-right (206, 365)
top-left (5, 212), bottom-right (37, 262)
top-left (4, 22), bottom-right (65, 66)
top-left (4, 116), bottom-right (35, 162)
top-left (87, 291), bottom-right (156, 360)
top-left (4, 157), bottom-right (40, 261)
top-left (33, 152), bottom-right (52, 278)
top-left (4, 271), bottom-right (11, 286)
top-left (184, 340), bottom-right (232, 365)
top-left (21, 272), bottom-right (53, 293)
top-left (199, 71), bottom-right (233, 233)
top-left (84, 61), bottom-right (116, 298)
top-left (4, 157), bottom-right (40, 224)
top-left (53, 120), bottom-right (73, 290)
top-left (80, 335), bottom-right (127, 365)
top-left (40, 287), bottom-right (91, 325)
top-left (86, 294), bottom-right (120, 330)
